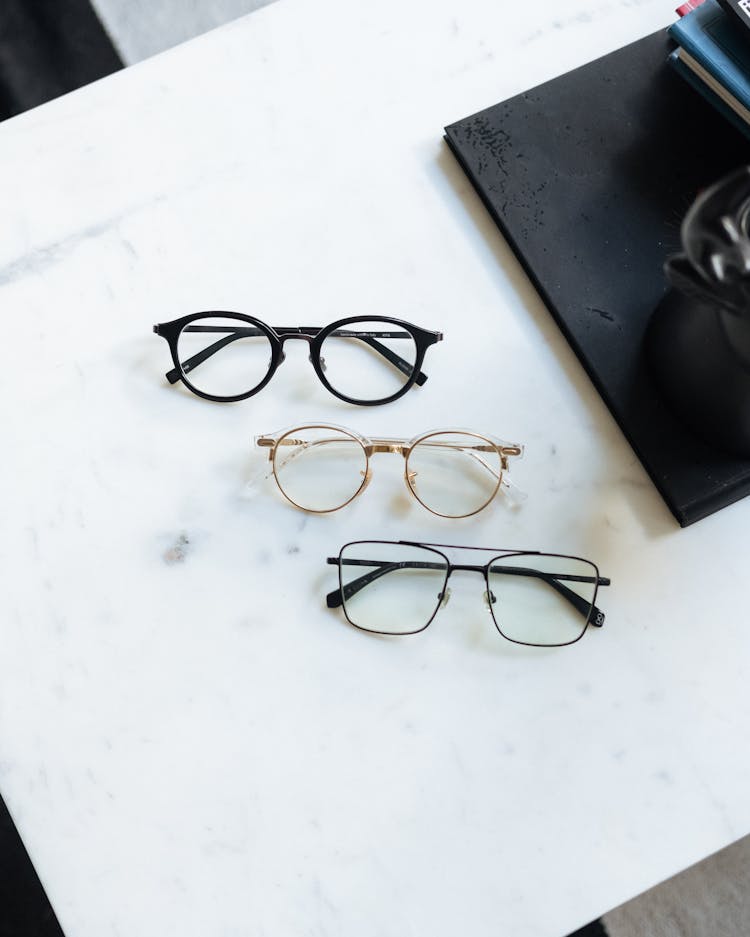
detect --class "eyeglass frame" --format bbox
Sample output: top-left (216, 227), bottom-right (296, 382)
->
top-left (153, 311), bottom-right (443, 405)
top-left (255, 424), bottom-right (524, 517)
top-left (326, 540), bottom-right (610, 646)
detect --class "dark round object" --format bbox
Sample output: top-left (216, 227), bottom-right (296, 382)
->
top-left (646, 289), bottom-right (750, 456)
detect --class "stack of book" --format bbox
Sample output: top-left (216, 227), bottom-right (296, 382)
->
top-left (669, 0), bottom-right (750, 138)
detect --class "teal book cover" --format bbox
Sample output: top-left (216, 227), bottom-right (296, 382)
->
top-left (668, 48), bottom-right (750, 139)
top-left (670, 0), bottom-right (750, 109)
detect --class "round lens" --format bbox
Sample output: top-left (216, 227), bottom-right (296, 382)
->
top-left (405, 432), bottom-right (501, 517)
top-left (318, 319), bottom-right (418, 402)
top-left (273, 425), bottom-right (368, 512)
top-left (177, 316), bottom-right (273, 398)
top-left (487, 554), bottom-right (598, 646)
top-left (339, 542), bottom-right (448, 634)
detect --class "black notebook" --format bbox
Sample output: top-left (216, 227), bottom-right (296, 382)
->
top-left (445, 30), bottom-right (750, 526)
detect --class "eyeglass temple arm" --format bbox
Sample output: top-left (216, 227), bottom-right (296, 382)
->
top-left (341, 334), bottom-right (429, 386)
top-left (325, 558), bottom-right (609, 625)
top-left (488, 565), bottom-right (609, 624)
top-left (326, 558), bottom-right (441, 607)
top-left (460, 445), bottom-right (523, 481)
top-left (162, 325), bottom-right (428, 386)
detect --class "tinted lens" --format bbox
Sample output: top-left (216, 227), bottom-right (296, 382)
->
top-left (487, 554), bottom-right (597, 646)
top-left (406, 432), bottom-right (501, 517)
top-left (339, 542), bottom-right (447, 634)
top-left (318, 319), bottom-right (418, 402)
top-left (177, 316), bottom-right (273, 397)
top-left (273, 425), bottom-right (368, 512)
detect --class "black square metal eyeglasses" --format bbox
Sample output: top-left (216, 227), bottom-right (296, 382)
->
top-left (326, 540), bottom-right (611, 647)
top-left (153, 311), bottom-right (443, 405)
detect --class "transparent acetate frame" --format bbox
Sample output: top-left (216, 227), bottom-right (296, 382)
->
top-left (254, 423), bottom-right (525, 517)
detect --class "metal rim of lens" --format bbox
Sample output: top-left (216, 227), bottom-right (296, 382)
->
top-left (338, 540), bottom-right (450, 635)
top-left (404, 430), bottom-right (502, 518)
top-left (484, 551), bottom-right (599, 647)
top-left (272, 423), bottom-right (369, 513)
top-left (176, 313), bottom-right (277, 401)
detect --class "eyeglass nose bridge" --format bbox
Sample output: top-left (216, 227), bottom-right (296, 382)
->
top-left (277, 330), bottom-right (315, 346)
top-left (438, 566), bottom-right (490, 609)
top-left (442, 563), bottom-right (497, 603)
top-left (366, 442), bottom-right (407, 456)
top-left (448, 562), bottom-right (487, 575)
top-left (273, 331), bottom-right (317, 368)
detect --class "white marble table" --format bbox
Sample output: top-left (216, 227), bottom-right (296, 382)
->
top-left (2, 0), bottom-right (749, 935)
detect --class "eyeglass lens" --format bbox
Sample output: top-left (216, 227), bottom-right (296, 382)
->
top-left (318, 320), bottom-right (418, 401)
top-left (406, 431), bottom-right (502, 517)
top-left (339, 542), bottom-right (448, 635)
top-left (487, 554), bottom-right (597, 646)
top-left (273, 426), bottom-right (368, 512)
top-left (176, 316), bottom-right (272, 397)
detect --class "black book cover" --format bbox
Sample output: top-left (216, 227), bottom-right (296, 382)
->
top-left (445, 30), bottom-right (750, 526)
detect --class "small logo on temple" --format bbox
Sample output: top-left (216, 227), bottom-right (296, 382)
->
top-left (740, 0), bottom-right (750, 16)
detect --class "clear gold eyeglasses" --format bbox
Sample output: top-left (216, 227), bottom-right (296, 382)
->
top-left (254, 423), bottom-right (524, 517)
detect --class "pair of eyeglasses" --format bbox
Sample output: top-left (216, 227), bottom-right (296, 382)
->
top-left (153, 312), bottom-right (443, 405)
top-left (255, 424), bottom-right (524, 517)
top-left (326, 541), bottom-right (610, 646)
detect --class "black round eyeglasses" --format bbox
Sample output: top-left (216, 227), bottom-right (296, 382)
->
top-left (153, 311), bottom-right (443, 406)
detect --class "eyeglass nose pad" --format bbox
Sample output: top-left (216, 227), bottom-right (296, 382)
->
top-left (406, 470), bottom-right (418, 489)
top-left (276, 350), bottom-right (286, 366)
top-left (315, 354), bottom-right (327, 373)
top-left (438, 586), bottom-right (451, 608)
top-left (359, 468), bottom-right (373, 491)
top-left (483, 589), bottom-right (497, 608)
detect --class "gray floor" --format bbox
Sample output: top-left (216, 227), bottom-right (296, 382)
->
top-left (87, 3), bottom-right (750, 934)
top-left (604, 835), bottom-right (750, 937)
top-left (90, 0), bottom-right (275, 63)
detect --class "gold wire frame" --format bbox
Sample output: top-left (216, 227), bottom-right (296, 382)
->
top-left (256, 423), bottom-right (523, 517)
top-left (270, 424), bottom-right (370, 514)
top-left (403, 429), bottom-right (504, 518)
